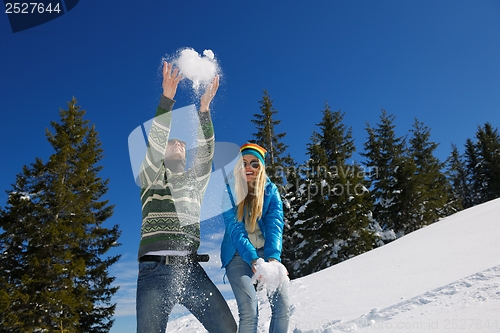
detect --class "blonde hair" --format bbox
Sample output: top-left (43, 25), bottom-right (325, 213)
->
top-left (233, 158), bottom-right (266, 233)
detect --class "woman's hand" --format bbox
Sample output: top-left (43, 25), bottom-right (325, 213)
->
top-left (251, 259), bottom-right (259, 274)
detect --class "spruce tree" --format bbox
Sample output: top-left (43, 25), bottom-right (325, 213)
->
top-left (279, 160), bottom-right (307, 278)
top-left (463, 138), bottom-right (483, 206)
top-left (445, 144), bottom-right (469, 210)
top-left (250, 90), bottom-right (294, 187)
top-left (474, 123), bottom-right (500, 202)
top-left (460, 123), bottom-right (500, 207)
top-left (291, 105), bottom-right (376, 277)
top-left (361, 109), bottom-right (408, 236)
top-left (405, 119), bottom-right (449, 231)
top-left (390, 154), bottom-right (418, 233)
top-left (0, 98), bottom-right (121, 332)
top-left (250, 90), bottom-right (298, 273)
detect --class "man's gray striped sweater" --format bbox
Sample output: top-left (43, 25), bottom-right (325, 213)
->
top-left (138, 95), bottom-right (214, 259)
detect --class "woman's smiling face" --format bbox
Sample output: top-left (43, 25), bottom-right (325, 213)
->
top-left (241, 155), bottom-right (260, 183)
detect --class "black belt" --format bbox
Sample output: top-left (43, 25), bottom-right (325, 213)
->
top-left (139, 254), bottom-right (210, 265)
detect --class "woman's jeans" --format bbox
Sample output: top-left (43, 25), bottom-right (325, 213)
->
top-left (225, 250), bottom-right (290, 333)
top-left (136, 260), bottom-right (237, 333)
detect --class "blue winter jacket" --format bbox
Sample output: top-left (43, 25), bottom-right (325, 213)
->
top-left (220, 175), bottom-right (284, 268)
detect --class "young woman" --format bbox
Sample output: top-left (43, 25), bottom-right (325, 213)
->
top-left (220, 143), bottom-right (290, 333)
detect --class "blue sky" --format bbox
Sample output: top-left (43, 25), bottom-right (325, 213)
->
top-left (1, 1), bottom-right (500, 331)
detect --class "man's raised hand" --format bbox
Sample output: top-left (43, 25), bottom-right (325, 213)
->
top-left (162, 62), bottom-right (182, 100)
top-left (200, 75), bottom-right (220, 112)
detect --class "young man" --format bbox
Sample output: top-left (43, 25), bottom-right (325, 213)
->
top-left (136, 62), bottom-right (236, 333)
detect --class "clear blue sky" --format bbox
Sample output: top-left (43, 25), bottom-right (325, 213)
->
top-left (1, 1), bottom-right (500, 331)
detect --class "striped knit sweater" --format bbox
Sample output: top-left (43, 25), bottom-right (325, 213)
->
top-left (138, 95), bottom-right (214, 259)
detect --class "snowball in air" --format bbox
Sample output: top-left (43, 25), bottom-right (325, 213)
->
top-left (172, 48), bottom-right (219, 90)
top-left (203, 49), bottom-right (214, 60)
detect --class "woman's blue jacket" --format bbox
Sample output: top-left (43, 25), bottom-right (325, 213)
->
top-left (220, 176), bottom-right (284, 268)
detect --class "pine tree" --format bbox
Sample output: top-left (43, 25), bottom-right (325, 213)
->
top-left (445, 144), bottom-right (469, 210)
top-left (249, 90), bottom-right (298, 274)
top-left (279, 159), bottom-right (307, 278)
top-left (250, 90), bottom-right (294, 187)
top-left (474, 123), bottom-right (500, 202)
top-left (460, 123), bottom-right (500, 207)
top-left (0, 98), bottom-right (121, 332)
top-left (464, 138), bottom-right (483, 206)
top-left (405, 119), bottom-right (449, 231)
top-left (361, 109), bottom-right (408, 236)
top-left (389, 155), bottom-right (419, 234)
top-left (290, 104), bottom-right (377, 278)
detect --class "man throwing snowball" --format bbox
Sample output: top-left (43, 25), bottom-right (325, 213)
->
top-left (136, 62), bottom-right (236, 333)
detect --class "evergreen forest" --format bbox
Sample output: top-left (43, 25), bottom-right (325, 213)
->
top-left (251, 90), bottom-right (500, 279)
top-left (1, 91), bottom-right (499, 331)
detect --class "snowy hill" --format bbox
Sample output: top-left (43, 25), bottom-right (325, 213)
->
top-left (167, 198), bottom-right (500, 332)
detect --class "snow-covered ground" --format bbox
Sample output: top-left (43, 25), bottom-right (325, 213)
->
top-left (167, 198), bottom-right (500, 332)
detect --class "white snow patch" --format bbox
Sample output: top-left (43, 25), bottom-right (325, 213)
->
top-left (251, 258), bottom-right (290, 295)
top-left (165, 198), bottom-right (500, 332)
